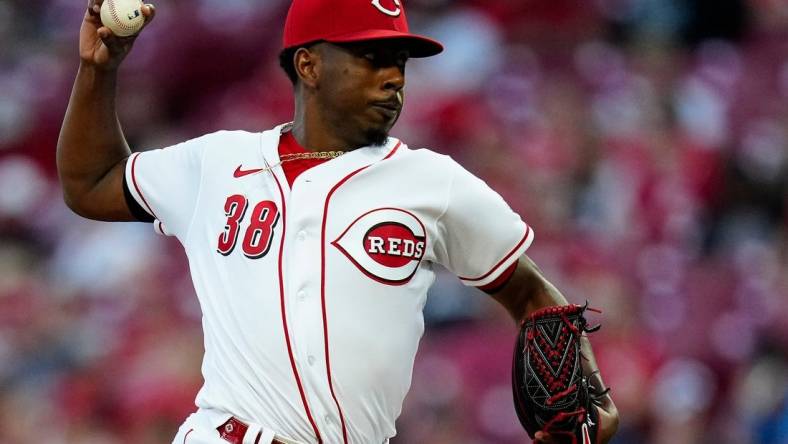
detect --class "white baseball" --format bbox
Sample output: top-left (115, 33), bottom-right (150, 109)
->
top-left (100, 0), bottom-right (145, 37)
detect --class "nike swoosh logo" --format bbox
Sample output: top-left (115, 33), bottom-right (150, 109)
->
top-left (234, 165), bottom-right (264, 178)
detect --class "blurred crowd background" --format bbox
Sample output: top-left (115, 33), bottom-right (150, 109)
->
top-left (1, 0), bottom-right (787, 442)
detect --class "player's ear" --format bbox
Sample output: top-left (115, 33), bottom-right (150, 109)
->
top-left (294, 46), bottom-right (320, 89)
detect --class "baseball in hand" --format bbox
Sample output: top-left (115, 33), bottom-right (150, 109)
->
top-left (100, 0), bottom-right (146, 37)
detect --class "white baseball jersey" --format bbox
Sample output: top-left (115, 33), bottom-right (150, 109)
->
top-left (124, 123), bottom-right (533, 443)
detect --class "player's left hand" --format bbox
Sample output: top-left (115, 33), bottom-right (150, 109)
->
top-left (533, 404), bottom-right (619, 444)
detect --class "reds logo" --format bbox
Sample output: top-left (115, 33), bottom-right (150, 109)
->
top-left (371, 0), bottom-right (401, 17)
top-left (333, 208), bottom-right (426, 285)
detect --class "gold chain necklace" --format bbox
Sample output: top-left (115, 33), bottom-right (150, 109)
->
top-left (260, 150), bottom-right (345, 174)
top-left (257, 125), bottom-right (347, 174)
top-left (280, 151), bottom-right (345, 161)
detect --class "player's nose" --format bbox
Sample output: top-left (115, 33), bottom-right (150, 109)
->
top-left (381, 65), bottom-right (404, 93)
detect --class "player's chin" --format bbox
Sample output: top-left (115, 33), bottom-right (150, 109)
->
top-left (363, 125), bottom-right (390, 147)
top-left (359, 117), bottom-right (394, 147)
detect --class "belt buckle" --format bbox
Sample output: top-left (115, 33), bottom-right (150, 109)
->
top-left (217, 417), bottom-right (249, 444)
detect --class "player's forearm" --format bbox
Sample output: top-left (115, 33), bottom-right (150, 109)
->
top-left (523, 261), bottom-right (568, 315)
top-left (492, 255), bottom-right (568, 323)
top-left (57, 63), bottom-right (130, 214)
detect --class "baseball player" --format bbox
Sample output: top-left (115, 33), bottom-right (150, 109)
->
top-left (57, 0), bottom-right (619, 443)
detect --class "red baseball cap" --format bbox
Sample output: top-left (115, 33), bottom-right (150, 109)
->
top-left (283, 0), bottom-right (443, 58)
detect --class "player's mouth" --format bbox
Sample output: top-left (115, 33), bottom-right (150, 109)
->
top-left (370, 100), bottom-right (401, 120)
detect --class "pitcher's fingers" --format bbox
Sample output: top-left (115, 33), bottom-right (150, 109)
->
top-left (142, 3), bottom-right (155, 18)
top-left (141, 4), bottom-right (156, 29)
top-left (86, 0), bottom-right (101, 17)
top-left (97, 27), bottom-right (133, 53)
top-left (533, 431), bottom-right (557, 444)
top-left (96, 26), bottom-right (114, 39)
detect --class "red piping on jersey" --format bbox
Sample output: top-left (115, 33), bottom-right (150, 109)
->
top-left (271, 171), bottom-right (324, 444)
top-left (319, 141), bottom-right (402, 444)
top-left (130, 152), bottom-right (159, 219)
top-left (459, 225), bottom-right (531, 282)
top-left (478, 260), bottom-right (518, 292)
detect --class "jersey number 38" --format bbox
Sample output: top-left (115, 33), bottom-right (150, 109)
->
top-left (216, 195), bottom-right (280, 259)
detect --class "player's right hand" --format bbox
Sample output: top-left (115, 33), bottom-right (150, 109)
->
top-left (79, 0), bottom-right (155, 70)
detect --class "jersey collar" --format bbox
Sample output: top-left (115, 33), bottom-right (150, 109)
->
top-left (259, 123), bottom-right (403, 187)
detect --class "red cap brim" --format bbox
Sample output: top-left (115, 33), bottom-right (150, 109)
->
top-left (323, 29), bottom-right (444, 58)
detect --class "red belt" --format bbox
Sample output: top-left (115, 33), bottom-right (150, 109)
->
top-left (217, 417), bottom-right (286, 444)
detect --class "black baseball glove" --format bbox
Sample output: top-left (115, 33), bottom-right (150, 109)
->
top-left (512, 303), bottom-right (609, 444)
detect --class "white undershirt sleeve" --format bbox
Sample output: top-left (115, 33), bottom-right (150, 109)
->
top-left (434, 160), bottom-right (534, 288)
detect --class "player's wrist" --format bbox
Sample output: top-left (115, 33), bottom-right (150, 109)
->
top-left (75, 62), bottom-right (121, 99)
top-left (78, 60), bottom-right (120, 78)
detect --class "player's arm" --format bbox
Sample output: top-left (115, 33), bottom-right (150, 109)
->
top-left (487, 254), bottom-right (620, 444)
top-left (57, 0), bottom-right (155, 221)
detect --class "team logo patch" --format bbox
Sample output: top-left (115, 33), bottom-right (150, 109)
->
top-left (332, 208), bottom-right (426, 285)
top-left (371, 0), bottom-right (401, 17)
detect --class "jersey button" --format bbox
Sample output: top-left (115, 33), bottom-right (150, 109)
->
top-left (297, 231), bottom-right (307, 241)
top-left (308, 355), bottom-right (316, 366)
top-left (297, 291), bottom-right (306, 301)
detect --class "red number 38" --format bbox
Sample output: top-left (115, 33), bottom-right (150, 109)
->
top-left (217, 195), bottom-right (280, 259)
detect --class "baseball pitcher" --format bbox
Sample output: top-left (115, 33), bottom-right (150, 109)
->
top-left (57, 0), bottom-right (619, 443)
